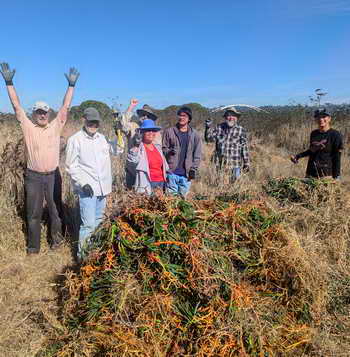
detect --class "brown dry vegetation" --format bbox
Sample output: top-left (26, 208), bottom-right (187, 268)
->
top-left (0, 110), bottom-right (349, 356)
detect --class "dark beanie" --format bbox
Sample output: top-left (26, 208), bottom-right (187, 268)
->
top-left (177, 106), bottom-right (192, 121)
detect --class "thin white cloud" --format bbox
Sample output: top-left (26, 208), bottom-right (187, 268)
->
top-left (285, 0), bottom-right (350, 17)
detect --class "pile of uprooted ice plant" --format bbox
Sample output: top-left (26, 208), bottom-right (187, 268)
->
top-left (42, 191), bottom-right (349, 356)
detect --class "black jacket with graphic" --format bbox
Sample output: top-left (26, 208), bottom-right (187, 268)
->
top-left (297, 129), bottom-right (343, 178)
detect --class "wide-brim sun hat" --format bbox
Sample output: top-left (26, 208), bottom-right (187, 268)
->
top-left (223, 107), bottom-right (241, 118)
top-left (139, 119), bottom-right (161, 131)
top-left (136, 104), bottom-right (158, 121)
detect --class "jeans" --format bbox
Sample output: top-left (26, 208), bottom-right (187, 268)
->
top-left (24, 169), bottom-right (62, 253)
top-left (231, 167), bottom-right (241, 182)
top-left (167, 173), bottom-right (191, 197)
top-left (150, 181), bottom-right (165, 192)
top-left (78, 193), bottom-right (106, 259)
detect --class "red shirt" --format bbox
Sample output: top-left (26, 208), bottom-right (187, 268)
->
top-left (145, 145), bottom-right (165, 182)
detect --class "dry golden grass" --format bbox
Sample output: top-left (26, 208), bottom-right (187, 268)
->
top-left (0, 116), bottom-right (349, 356)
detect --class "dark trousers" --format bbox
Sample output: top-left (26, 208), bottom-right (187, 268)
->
top-left (24, 169), bottom-right (62, 253)
top-left (53, 167), bottom-right (66, 235)
top-left (125, 167), bottom-right (136, 190)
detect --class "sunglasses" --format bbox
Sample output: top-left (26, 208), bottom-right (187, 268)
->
top-left (86, 121), bottom-right (100, 127)
top-left (35, 110), bottom-right (49, 116)
top-left (142, 129), bottom-right (158, 133)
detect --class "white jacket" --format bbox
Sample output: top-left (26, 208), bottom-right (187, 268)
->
top-left (65, 129), bottom-right (123, 196)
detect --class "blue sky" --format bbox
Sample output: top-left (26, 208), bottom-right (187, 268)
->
top-left (0, 0), bottom-right (349, 112)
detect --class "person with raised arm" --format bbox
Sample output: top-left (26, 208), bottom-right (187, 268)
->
top-left (0, 62), bottom-right (79, 255)
top-left (119, 99), bottom-right (161, 189)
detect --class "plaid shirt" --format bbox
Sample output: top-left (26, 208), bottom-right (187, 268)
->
top-left (205, 123), bottom-right (250, 168)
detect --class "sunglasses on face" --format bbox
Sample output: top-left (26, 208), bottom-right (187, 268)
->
top-left (86, 121), bottom-right (100, 127)
top-left (35, 110), bottom-right (49, 116)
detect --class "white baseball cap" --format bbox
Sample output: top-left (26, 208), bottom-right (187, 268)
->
top-left (33, 101), bottom-right (50, 113)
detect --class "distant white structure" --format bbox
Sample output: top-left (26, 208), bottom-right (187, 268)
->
top-left (211, 104), bottom-right (269, 113)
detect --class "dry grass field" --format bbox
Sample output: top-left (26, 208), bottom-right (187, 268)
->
top-left (0, 112), bottom-right (349, 356)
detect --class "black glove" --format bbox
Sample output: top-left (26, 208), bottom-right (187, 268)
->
top-left (82, 184), bottom-right (94, 197)
top-left (243, 165), bottom-right (250, 173)
top-left (114, 121), bottom-right (122, 134)
top-left (169, 147), bottom-right (177, 156)
top-left (133, 132), bottom-right (142, 147)
top-left (205, 118), bottom-right (213, 128)
top-left (290, 155), bottom-right (299, 164)
top-left (0, 62), bottom-right (15, 85)
top-left (64, 67), bottom-right (80, 87)
top-left (188, 168), bottom-right (196, 180)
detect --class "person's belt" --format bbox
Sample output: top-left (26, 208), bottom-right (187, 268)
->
top-left (27, 168), bottom-right (57, 175)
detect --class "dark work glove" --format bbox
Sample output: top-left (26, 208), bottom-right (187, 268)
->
top-left (243, 165), bottom-right (250, 173)
top-left (133, 132), bottom-right (142, 147)
top-left (114, 121), bottom-right (122, 133)
top-left (82, 184), bottom-right (94, 197)
top-left (290, 155), bottom-right (299, 164)
top-left (169, 148), bottom-right (177, 156)
top-left (188, 168), bottom-right (196, 180)
top-left (0, 62), bottom-right (15, 85)
top-left (205, 118), bottom-right (213, 128)
top-left (64, 67), bottom-right (80, 87)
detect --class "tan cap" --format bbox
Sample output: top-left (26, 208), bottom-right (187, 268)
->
top-left (33, 101), bottom-right (50, 113)
top-left (223, 107), bottom-right (241, 117)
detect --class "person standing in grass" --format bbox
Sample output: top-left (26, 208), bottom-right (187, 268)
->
top-left (120, 99), bottom-right (161, 189)
top-left (291, 109), bottom-right (343, 179)
top-left (65, 108), bottom-right (123, 262)
top-left (205, 107), bottom-right (250, 182)
top-left (126, 119), bottom-right (168, 195)
top-left (162, 106), bottom-right (202, 197)
top-left (0, 62), bottom-right (79, 255)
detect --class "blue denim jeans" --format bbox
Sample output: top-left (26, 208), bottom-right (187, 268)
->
top-left (150, 181), bottom-right (166, 193)
top-left (78, 193), bottom-right (106, 259)
top-left (231, 167), bottom-right (241, 182)
top-left (167, 173), bottom-right (191, 197)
